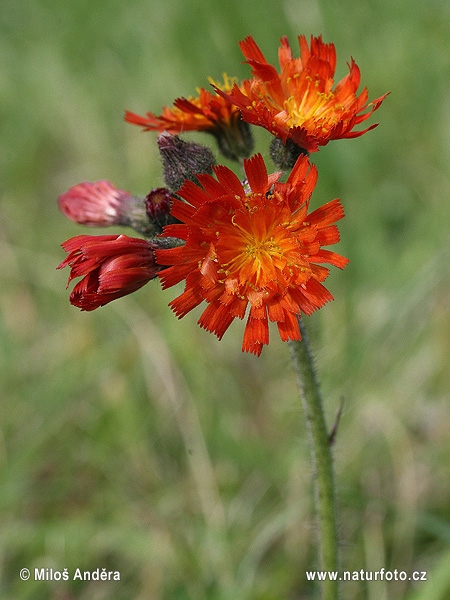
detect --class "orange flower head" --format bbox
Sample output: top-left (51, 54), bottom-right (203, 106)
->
top-left (215, 35), bottom-right (388, 153)
top-left (125, 74), bottom-right (253, 160)
top-left (156, 153), bottom-right (349, 356)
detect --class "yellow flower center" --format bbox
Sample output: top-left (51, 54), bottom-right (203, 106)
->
top-left (245, 238), bottom-right (278, 258)
top-left (243, 236), bottom-right (285, 285)
top-left (282, 78), bottom-right (339, 128)
top-left (216, 199), bottom-right (302, 296)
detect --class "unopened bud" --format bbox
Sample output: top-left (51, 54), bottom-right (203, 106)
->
top-left (57, 180), bottom-right (164, 238)
top-left (157, 132), bottom-right (216, 193)
top-left (145, 188), bottom-right (173, 230)
top-left (269, 137), bottom-right (308, 171)
top-left (58, 234), bottom-right (163, 311)
top-left (58, 181), bottom-right (135, 227)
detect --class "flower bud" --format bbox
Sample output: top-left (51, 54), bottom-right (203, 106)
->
top-left (58, 181), bottom-right (134, 227)
top-left (269, 137), bottom-right (308, 171)
top-left (145, 188), bottom-right (173, 230)
top-left (58, 180), bottom-right (163, 238)
top-left (157, 132), bottom-right (216, 193)
top-left (57, 234), bottom-right (162, 310)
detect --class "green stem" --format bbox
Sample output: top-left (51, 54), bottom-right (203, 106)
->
top-left (289, 319), bottom-right (340, 600)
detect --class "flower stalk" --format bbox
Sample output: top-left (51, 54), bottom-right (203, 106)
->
top-left (289, 319), bottom-right (340, 600)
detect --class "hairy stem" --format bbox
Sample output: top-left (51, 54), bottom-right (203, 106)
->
top-left (289, 319), bottom-right (340, 600)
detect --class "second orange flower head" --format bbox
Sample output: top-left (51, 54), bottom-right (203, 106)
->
top-left (125, 74), bottom-right (253, 160)
top-left (216, 35), bottom-right (388, 153)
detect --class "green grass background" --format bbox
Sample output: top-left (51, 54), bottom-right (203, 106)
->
top-left (1, 0), bottom-right (450, 598)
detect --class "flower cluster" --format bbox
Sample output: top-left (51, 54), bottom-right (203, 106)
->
top-left (58, 34), bottom-right (386, 355)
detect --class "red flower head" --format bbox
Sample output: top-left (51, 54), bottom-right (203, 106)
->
top-left (215, 35), bottom-right (388, 153)
top-left (125, 74), bottom-right (253, 160)
top-left (58, 181), bottom-right (134, 227)
top-left (156, 154), bottom-right (348, 356)
top-left (58, 234), bottom-right (160, 310)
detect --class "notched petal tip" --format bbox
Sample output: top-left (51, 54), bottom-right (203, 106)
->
top-left (243, 153), bottom-right (268, 194)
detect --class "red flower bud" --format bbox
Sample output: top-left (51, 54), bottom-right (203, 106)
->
top-left (145, 188), bottom-right (172, 228)
top-left (57, 234), bottom-right (161, 310)
top-left (58, 181), bottom-right (134, 227)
